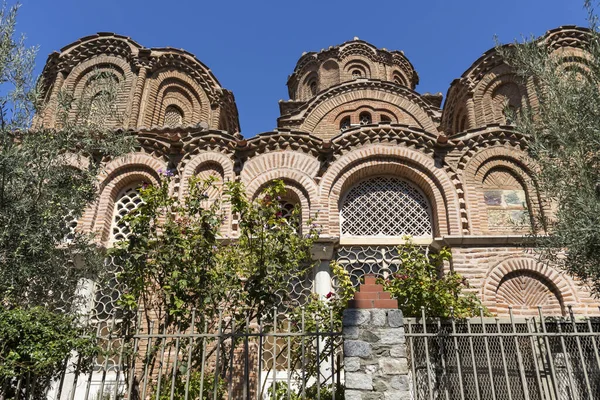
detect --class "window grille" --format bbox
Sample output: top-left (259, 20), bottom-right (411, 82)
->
top-left (62, 211), bottom-right (78, 243)
top-left (336, 245), bottom-right (401, 287)
top-left (340, 176), bottom-right (432, 237)
top-left (164, 105), bottom-right (184, 126)
top-left (278, 199), bottom-right (300, 231)
top-left (359, 112), bottom-right (372, 125)
top-left (352, 69), bottom-right (362, 79)
top-left (111, 186), bottom-right (143, 242)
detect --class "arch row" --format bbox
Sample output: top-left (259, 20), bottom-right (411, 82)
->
top-left (39, 33), bottom-right (240, 134)
top-left (298, 81), bottom-right (439, 132)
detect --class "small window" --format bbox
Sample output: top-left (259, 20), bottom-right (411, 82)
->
top-left (340, 116), bottom-right (351, 131)
top-left (352, 70), bottom-right (362, 79)
top-left (380, 115), bottom-right (391, 123)
top-left (504, 105), bottom-right (517, 125)
top-left (359, 112), bottom-right (372, 125)
top-left (309, 81), bottom-right (317, 96)
top-left (88, 90), bottom-right (110, 122)
top-left (393, 72), bottom-right (404, 85)
top-left (164, 105), bottom-right (184, 126)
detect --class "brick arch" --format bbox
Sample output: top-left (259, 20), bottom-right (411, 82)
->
top-left (320, 145), bottom-right (461, 237)
top-left (178, 152), bottom-right (234, 236)
top-left (300, 88), bottom-right (438, 134)
top-left (462, 146), bottom-right (546, 234)
top-left (90, 153), bottom-right (166, 245)
top-left (65, 55), bottom-right (132, 94)
top-left (245, 169), bottom-right (318, 229)
top-left (179, 151), bottom-right (234, 196)
top-left (142, 69), bottom-right (210, 128)
top-left (472, 65), bottom-right (528, 126)
top-left (94, 167), bottom-right (160, 246)
top-left (343, 57), bottom-right (373, 79)
top-left (63, 55), bottom-right (135, 126)
top-left (250, 177), bottom-right (314, 235)
top-left (331, 102), bottom-right (404, 129)
top-left (481, 257), bottom-right (579, 316)
top-left (240, 152), bottom-right (320, 185)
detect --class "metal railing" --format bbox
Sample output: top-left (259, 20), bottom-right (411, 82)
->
top-left (6, 308), bottom-right (343, 400)
top-left (405, 306), bottom-right (600, 400)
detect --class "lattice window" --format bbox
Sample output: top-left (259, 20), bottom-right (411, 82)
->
top-left (62, 211), bottom-right (78, 243)
top-left (336, 246), bottom-right (401, 287)
top-left (340, 176), bottom-right (432, 237)
top-left (111, 186), bottom-right (143, 242)
top-left (164, 105), bottom-right (184, 126)
top-left (279, 199), bottom-right (300, 230)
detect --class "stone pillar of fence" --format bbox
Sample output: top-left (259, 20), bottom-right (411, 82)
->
top-left (343, 275), bottom-right (409, 400)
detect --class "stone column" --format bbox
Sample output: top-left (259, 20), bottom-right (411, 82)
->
top-left (343, 275), bottom-right (410, 400)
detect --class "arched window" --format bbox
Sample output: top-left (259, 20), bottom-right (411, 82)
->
top-left (503, 105), bottom-right (517, 125)
top-left (279, 198), bottom-right (300, 230)
top-left (380, 115), bottom-right (391, 123)
top-left (359, 112), bottom-right (372, 125)
top-left (393, 72), bottom-right (404, 86)
top-left (352, 69), bottom-right (362, 79)
top-left (111, 185), bottom-right (144, 242)
top-left (340, 116), bottom-right (351, 131)
top-left (164, 105), bottom-right (184, 126)
top-left (309, 80), bottom-right (318, 96)
top-left (340, 176), bottom-right (432, 237)
top-left (88, 90), bottom-right (111, 122)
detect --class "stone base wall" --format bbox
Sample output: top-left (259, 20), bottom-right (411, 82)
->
top-left (343, 308), bottom-right (409, 400)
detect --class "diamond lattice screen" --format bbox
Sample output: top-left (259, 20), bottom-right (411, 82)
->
top-left (111, 186), bottom-right (143, 242)
top-left (164, 105), bottom-right (183, 126)
top-left (340, 176), bottom-right (432, 237)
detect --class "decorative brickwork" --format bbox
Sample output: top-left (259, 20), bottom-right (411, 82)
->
top-left (39, 27), bottom-right (600, 317)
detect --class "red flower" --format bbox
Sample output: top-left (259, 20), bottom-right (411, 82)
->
top-left (325, 291), bottom-right (334, 299)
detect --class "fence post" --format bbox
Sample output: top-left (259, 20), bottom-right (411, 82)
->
top-left (342, 274), bottom-right (409, 399)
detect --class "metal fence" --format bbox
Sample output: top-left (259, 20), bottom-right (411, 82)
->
top-left (405, 306), bottom-right (600, 400)
top-left (5, 308), bottom-right (343, 400)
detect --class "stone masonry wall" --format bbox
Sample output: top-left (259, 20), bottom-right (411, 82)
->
top-left (343, 276), bottom-right (410, 399)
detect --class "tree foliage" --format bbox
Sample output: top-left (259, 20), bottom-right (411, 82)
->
top-left (113, 177), bottom-right (319, 329)
top-left (498, 0), bottom-right (600, 295)
top-left (0, 4), bottom-right (134, 311)
top-left (380, 239), bottom-right (485, 318)
top-left (0, 2), bottom-right (133, 396)
top-left (0, 306), bottom-right (97, 398)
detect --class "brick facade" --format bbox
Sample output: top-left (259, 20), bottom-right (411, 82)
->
top-left (39, 27), bottom-right (600, 316)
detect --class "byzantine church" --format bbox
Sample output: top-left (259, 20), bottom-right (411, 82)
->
top-left (37, 27), bottom-right (600, 316)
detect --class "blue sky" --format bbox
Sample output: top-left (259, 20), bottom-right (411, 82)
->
top-left (18, 0), bottom-right (589, 137)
